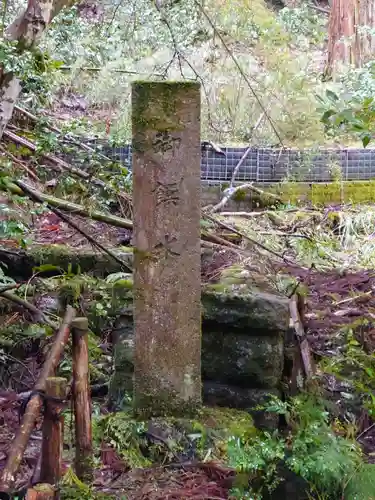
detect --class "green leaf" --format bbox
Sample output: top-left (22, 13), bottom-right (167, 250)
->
top-left (362, 135), bottom-right (372, 148)
top-left (326, 89), bottom-right (339, 102)
top-left (33, 264), bottom-right (62, 273)
top-left (321, 109), bottom-right (336, 123)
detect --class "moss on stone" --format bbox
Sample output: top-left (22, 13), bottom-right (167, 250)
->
top-left (262, 180), bottom-right (375, 206)
top-left (233, 188), bottom-right (248, 202)
top-left (1, 244), bottom-right (133, 279)
top-left (132, 81), bottom-right (200, 148)
top-left (196, 406), bottom-right (257, 441)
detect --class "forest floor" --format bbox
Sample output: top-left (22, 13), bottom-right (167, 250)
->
top-left (2, 199), bottom-right (375, 497)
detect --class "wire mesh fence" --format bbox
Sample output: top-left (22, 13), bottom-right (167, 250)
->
top-left (94, 142), bottom-right (375, 183)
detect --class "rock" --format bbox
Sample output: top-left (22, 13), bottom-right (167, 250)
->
top-left (202, 329), bottom-right (284, 388)
top-left (0, 244), bottom-right (133, 279)
top-left (109, 286), bottom-right (289, 425)
top-left (203, 382), bottom-right (281, 430)
top-left (202, 288), bottom-right (289, 335)
top-left (267, 463), bottom-right (312, 500)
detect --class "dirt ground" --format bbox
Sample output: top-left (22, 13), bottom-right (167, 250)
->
top-left (1, 211), bottom-right (375, 497)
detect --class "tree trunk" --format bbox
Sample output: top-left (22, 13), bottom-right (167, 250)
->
top-left (0, 0), bottom-right (77, 139)
top-left (326, 0), bottom-right (375, 76)
top-left (0, 73), bottom-right (22, 139)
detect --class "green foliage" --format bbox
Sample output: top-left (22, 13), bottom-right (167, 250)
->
top-left (0, 267), bottom-right (15, 286)
top-left (60, 467), bottom-right (118, 500)
top-left (318, 89), bottom-right (375, 148)
top-left (0, 39), bottom-right (34, 76)
top-left (227, 394), bottom-right (362, 499)
top-left (278, 5), bottom-right (326, 45)
top-left (0, 202), bottom-right (28, 245)
top-left (322, 324), bottom-right (375, 417)
top-left (24, 0), bottom-right (327, 146)
top-left (93, 412), bottom-right (151, 468)
top-left (344, 463), bottom-right (375, 500)
top-left (228, 431), bottom-right (285, 496)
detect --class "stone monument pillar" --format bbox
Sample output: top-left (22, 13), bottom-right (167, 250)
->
top-left (132, 82), bottom-right (201, 416)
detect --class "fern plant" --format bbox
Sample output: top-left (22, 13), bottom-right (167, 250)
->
top-left (227, 394), bottom-right (363, 499)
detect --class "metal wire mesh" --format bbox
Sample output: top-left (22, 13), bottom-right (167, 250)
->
top-left (96, 143), bottom-right (375, 183)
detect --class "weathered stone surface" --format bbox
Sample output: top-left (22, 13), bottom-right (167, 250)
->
top-left (108, 285), bottom-right (288, 425)
top-left (202, 382), bottom-right (281, 429)
top-left (202, 289), bottom-right (289, 335)
top-left (202, 329), bottom-right (284, 389)
top-left (132, 81), bottom-right (202, 416)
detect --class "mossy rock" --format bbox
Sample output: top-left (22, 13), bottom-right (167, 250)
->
top-left (202, 329), bottom-right (284, 389)
top-left (202, 289), bottom-right (289, 335)
top-left (203, 382), bottom-right (281, 430)
top-left (0, 244), bottom-right (133, 279)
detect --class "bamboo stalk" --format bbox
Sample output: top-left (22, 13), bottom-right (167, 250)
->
top-left (40, 377), bottom-right (67, 486)
top-left (72, 317), bottom-right (93, 482)
top-left (0, 306), bottom-right (76, 491)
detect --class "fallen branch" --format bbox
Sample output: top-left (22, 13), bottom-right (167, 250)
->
top-left (333, 291), bottom-right (372, 307)
top-left (3, 179), bottom-right (133, 229)
top-left (210, 182), bottom-right (283, 213)
top-left (14, 105), bottom-right (113, 163)
top-left (0, 290), bottom-right (57, 329)
top-left (17, 181), bottom-right (132, 272)
top-left (4, 125), bottom-right (133, 213)
top-left (257, 231), bottom-right (314, 241)
top-left (229, 148), bottom-right (253, 188)
top-left (3, 129), bottom-right (91, 180)
top-left (227, 106), bottom-right (272, 187)
top-left (58, 66), bottom-right (165, 77)
top-left (201, 230), bottom-right (239, 249)
top-left (289, 295), bottom-right (315, 379)
top-left (0, 144), bottom-right (39, 181)
top-left (0, 306), bottom-right (76, 491)
top-left (219, 211), bottom-right (271, 217)
top-left (204, 212), bottom-right (293, 264)
top-left (309, 3), bottom-right (330, 14)
top-left (0, 283), bottom-right (21, 294)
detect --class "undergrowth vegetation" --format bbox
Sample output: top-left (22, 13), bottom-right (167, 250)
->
top-left (228, 394), bottom-right (363, 499)
top-left (0, 0), bottom-right (356, 147)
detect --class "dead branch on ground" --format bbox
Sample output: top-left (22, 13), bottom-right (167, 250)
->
top-left (209, 183), bottom-right (283, 213)
top-left (0, 144), bottom-right (39, 181)
top-left (204, 212), bottom-right (295, 264)
top-left (2, 179), bottom-right (133, 229)
top-left (0, 306), bottom-right (76, 491)
top-left (16, 180), bottom-right (132, 272)
top-left (0, 290), bottom-right (57, 329)
top-left (289, 294), bottom-right (315, 379)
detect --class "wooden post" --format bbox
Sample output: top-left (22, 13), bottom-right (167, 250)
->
top-left (26, 484), bottom-right (56, 500)
top-left (40, 377), bottom-right (67, 485)
top-left (71, 317), bottom-right (93, 481)
top-left (0, 306), bottom-right (76, 491)
top-left (132, 81), bottom-right (202, 417)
